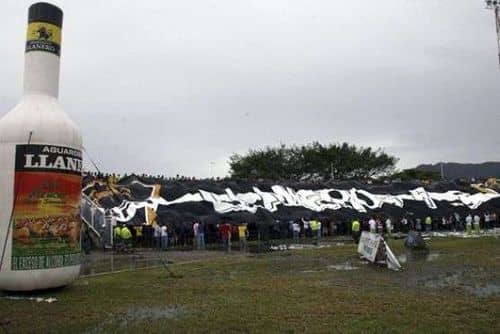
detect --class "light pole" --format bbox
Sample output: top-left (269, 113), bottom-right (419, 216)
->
top-left (485, 1), bottom-right (500, 66)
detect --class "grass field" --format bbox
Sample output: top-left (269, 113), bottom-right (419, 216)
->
top-left (1, 237), bottom-right (499, 333)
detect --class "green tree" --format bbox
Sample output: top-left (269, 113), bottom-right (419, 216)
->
top-left (229, 142), bottom-right (398, 180)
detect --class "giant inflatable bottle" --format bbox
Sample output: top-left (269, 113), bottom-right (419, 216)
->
top-left (0, 2), bottom-right (82, 291)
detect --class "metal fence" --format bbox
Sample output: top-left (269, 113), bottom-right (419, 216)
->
top-left (81, 194), bottom-right (114, 248)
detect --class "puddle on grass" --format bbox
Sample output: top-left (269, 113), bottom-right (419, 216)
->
top-left (464, 284), bottom-right (500, 298)
top-left (124, 306), bottom-right (184, 322)
top-left (87, 306), bottom-right (184, 333)
top-left (420, 271), bottom-right (500, 298)
top-left (284, 244), bottom-right (333, 250)
top-left (398, 252), bottom-right (441, 264)
top-left (427, 253), bottom-right (440, 262)
top-left (424, 273), bottom-right (461, 289)
top-left (327, 262), bottom-right (359, 271)
top-left (2, 295), bottom-right (57, 303)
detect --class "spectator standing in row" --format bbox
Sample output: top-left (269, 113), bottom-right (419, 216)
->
top-left (288, 220), bottom-right (294, 239)
top-left (369, 217), bottom-right (377, 233)
top-left (154, 224), bottom-right (161, 249)
top-left (454, 212), bottom-right (463, 231)
top-left (193, 221), bottom-right (199, 250)
top-left (160, 224), bottom-right (168, 250)
top-left (492, 212), bottom-right (498, 228)
top-left (351, 219), bottom-right (361, 244)
top-left (415, 218), bottom-right (422, 232)
top-left (134, 225), bottom-right (142, 247)
top-left (465, 214), bottom-right (473, 235)
top-left (473, 214), bottom-right (481, 234)
top-left (385, 217), bottom-right (393, 238)
top-left (424, 216), bottom-right (432, 232)
top-left (376, 218), bottom-right (383, 235)
top-left (113, 224), bottom-right (121, 246)
top-left (441, 217), bottom-right (448, 230)
top-left (400, 217), bottom-right (409, 233)
top-left (432, 215), bottom-right (439, 231)
top-left (292, 220), bottom-right (300, 243)
top-left (220, 222), bottom-right (231, 252)
top-left (238, 223), bottom-right (248, 252)
top-left (302, 218), bottom-right (310, 238)
top-left (197, 221), bottom-right (205, 250)
top-left (310, 219), bottom-right (321, 245)
top-left (484, 212), bottom-right (491, 230)
top-left (121, 224), bottom-right (132, 247)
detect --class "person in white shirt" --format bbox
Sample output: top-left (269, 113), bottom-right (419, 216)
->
top-left (415, 218), bottom-right (422, 232)
top-left (473, 214), bottom-right (481, 234)
top-left (154, 224), bottom-right (161, 249)
top-left (385, 218), bottom-right (393, 238)
top-left (465, 214), bottom-right (473, 234)
top-left (369, 218), bottom-right (376, 233)
top-left (292, 221), bottom-right (300, 243)
top-left (193, 221), bottom-right (199, 249)
top-left (400, 217), bottom-right (409, 233)
top-left (160, 225), bottom-right (168, 250)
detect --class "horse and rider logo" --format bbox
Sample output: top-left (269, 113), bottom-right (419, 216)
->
top-left (34, 26), bottom-right (52, 41)
top-left (26, 23), bottom-right (61, 55)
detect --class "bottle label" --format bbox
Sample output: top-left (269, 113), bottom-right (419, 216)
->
top-left (25, 22), bottom-right (61, 56)
top-left (11, 144), bottom-right (82, 271)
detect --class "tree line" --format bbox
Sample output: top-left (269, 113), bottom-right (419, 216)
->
top-left (229, 142), bottom-right (399, 181)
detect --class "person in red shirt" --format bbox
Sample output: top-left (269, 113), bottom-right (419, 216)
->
top-left (219, 222), bottom-right (231, 252)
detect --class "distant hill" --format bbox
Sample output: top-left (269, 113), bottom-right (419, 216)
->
top-left (415, 162), bottom-right (500, 179)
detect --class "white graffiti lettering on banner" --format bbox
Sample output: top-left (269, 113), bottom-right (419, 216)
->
top-left (93, 182), bottom-right (500, 222)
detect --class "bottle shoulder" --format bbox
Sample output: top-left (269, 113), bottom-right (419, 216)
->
top-left (0, 95), bottom-right (82, 148)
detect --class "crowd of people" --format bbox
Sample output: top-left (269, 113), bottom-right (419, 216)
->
top-left (107, 210), bottom-right (499, 253)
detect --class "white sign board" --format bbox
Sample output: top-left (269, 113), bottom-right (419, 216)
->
top-left (384, 240), bottom-right (402, 271)
top-left (357, 231), bottom-right (381, 262)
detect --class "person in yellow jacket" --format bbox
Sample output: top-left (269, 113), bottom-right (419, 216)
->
top-left (134, 225), bottom-right (143, 247)
top-left (424, 216), bottom-right (432, 232)
top-left (113, 225), bottom-right (122, 247)
top-left (238, 223), bottom-right (248, 252)
top-left (351, 220), bottom-right (361, 244)
top-left (310, 219), bottom-right (321, 245)
top-left (120, 225), bottom-right (132, 246)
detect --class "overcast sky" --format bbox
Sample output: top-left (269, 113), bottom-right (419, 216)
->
top-left (1, 0), bottom-right (500, 177)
